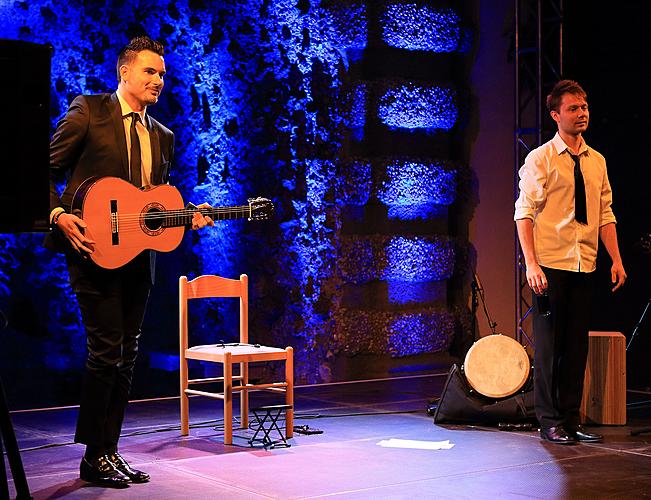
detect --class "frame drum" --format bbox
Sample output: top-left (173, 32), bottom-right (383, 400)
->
top-left (463, 335), bottom-right (531, 398)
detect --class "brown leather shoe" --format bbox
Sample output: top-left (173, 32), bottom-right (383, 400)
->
top-left (108, 451), bottom-right (150, 483)
top-left (540, 425), bottom-right (577, 445)
top-left (566, 425), bottom-right (603, 443)
top-left (80, 456), bottom-right (130, 488)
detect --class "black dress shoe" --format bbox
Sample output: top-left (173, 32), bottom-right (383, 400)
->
top-left (540, 425), bottom-right (577, 445)
top-left (80, 456), bottom-right (130, 488)
top-left (108, 451), bottom-right (150, 483)
top-left (566, 425), bottom-right (603, 443)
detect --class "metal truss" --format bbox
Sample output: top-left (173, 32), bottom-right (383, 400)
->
top-left (514, 0), bottom-right (563, 348)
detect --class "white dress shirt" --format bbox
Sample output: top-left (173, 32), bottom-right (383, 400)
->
top-left (116, 90), bottom-right (152, 187)
top-left (514, 132), bottom-right (617, 273)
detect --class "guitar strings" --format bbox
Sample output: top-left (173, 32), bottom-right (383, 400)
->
top-left (107, 206), bottom-right (263, 231)
top-left (113, 206), bottom-right (254, 222)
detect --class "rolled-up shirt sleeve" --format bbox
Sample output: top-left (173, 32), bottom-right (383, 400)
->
top-left (514, 150), bottom-right (547, 221)
top-left (599, 167), bottom-right (617, 227)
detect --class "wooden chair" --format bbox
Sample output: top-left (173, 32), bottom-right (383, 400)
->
top-left (179, 274), bottom-right (293, 445)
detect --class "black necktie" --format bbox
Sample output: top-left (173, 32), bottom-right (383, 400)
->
top-left (571, 154), bottom-right (587, 225)
top-left (130, 112), bottom-right (142, 187)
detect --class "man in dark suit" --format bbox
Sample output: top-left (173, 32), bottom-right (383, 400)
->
top-left (47, 36), bottom-right (213, 488)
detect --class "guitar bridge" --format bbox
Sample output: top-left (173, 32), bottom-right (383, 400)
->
top-left (110, 199), bottom-right (119, 245)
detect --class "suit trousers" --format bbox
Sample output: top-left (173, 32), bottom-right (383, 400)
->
top-left (68, 252), bottom-right (152, 448)
top-left (533, 266), bottom-right (594, 430)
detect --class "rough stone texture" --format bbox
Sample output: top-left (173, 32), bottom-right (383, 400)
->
top-left (0, 0), bottom-right (474, 404)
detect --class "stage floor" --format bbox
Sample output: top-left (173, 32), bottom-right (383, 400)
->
top-left (5, 374), bottom-right (651, 499)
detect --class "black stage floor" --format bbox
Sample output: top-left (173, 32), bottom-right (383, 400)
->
top-left (5, 374), bottom-right (651, 499)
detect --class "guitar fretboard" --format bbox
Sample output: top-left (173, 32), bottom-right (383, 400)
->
top-left (160, 206), bottom-right (252, 228)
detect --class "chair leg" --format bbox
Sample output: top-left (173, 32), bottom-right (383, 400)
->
top-left (240, 362), bottom-right (249, 430)
top-left (285, 347), bottom-right (294, 438)
top-left (180, 358), bottom-right (189, 436)
top-left (224, 353), bottom-right (233, 445)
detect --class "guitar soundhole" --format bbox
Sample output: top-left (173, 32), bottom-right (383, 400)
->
top-left (141, 202), bottom-right (166, 236)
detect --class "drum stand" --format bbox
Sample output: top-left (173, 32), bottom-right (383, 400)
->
top-left (627, 295), bottom-right (651, 436)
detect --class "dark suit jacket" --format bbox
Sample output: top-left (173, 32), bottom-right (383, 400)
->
top-left (45, 92), bottom-right (175, 279)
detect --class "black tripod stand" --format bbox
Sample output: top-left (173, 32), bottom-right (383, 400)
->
top-left (0, 376), bottom-right (31, 499)
top-left (1, 310), bottom-right (31, 499)
top-left (627, 296), bottom-right (651, 436)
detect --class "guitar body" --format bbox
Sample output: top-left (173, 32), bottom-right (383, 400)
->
top-left (73, 177), bottom-right (186, 269)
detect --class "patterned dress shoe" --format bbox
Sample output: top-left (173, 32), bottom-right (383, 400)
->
top-left (566, 425), bottom-right (603, 443)
top-left (108, 451), bottom-right (150, 483)
top-left (540, 425), bottom-right (577, 445)
top-left (80, 455), bottom-right (130, 488)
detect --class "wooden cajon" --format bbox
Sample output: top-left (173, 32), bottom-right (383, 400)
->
top-left (580, 331), bottom-right (626, 425)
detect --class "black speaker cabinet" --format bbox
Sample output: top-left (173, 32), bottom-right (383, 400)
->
top-left (433, 364), bottom-right (536, 426)
top-left (0, 39), bottom-right (52, 233)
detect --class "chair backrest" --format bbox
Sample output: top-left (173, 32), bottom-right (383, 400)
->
top-left (179, 274), bottom-right (249, 345)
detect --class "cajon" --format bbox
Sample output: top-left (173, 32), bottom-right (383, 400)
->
top-left (580, 331), bottom-right (626, 425)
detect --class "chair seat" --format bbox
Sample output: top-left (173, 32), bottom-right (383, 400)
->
top-left (185, 344), bottom-right (289, 362)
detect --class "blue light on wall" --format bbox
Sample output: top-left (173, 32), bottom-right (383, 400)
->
top-left (149, 352), bottom-right (179, 372)
top-left (378, 159), bottom-right (456, 220)
top-left (335, 308), bottom-right (455, 358)
top-left (378, 159), bottom-right (456, 206)
top-left (339, 160), bottom-right (371, 205)
top-left (378, 83), bottom-right (458, 130)
top-left (384, 236), bottom-right (455, 282)
top-left (0, 0), bottom-right (474, 403)
top-left (323, 1), bottom-right (368, 52)
top-left (349, 83), bottom-right (367, 140)
top-left (381, 3), bottom-right (465, 53)
top-left (339, 235), bottom-right (455, 285)
top-left (387, 281), bottom-right (446, 305)
top-left (0, 237), bottom-right (16, 297)
top-left (387, 311), bottom-right (454, 356)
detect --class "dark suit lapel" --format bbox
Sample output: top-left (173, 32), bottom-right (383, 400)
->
top-left (146, 114), bottom-right (162, 185)
top-left (109, 93), bottom-right (130, 179)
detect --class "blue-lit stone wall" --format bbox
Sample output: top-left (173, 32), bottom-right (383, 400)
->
top-left (0, 0), bottom-right (476, 407)
top-left (334, 0), bottom-right (475, 374)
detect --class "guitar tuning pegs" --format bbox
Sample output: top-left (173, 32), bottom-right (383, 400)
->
top-left (247, 197), bottom-right (274, 221)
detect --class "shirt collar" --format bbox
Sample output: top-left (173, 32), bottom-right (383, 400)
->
top-left (116, 89), bottom-right (147, 123)
top-left (552, 132), bottom-right (589, 157)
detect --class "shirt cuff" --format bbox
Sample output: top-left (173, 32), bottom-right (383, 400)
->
top-left (50, 207), bottom-right (65, 225)
top-left (513, 208), bottom-right (535, 221)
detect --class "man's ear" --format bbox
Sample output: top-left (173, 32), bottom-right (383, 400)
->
top-left (119, 64), bottom-right (129, 83)
top-left (550, 110), bottom-right (560, 124)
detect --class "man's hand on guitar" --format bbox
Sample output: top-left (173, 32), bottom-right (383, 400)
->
top-left (191, 203), bottom-right (215, 230)
top-left (56, 213), bottom-right (96, 255)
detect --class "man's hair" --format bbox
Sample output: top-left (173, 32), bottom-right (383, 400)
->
top-left (546, 79), bottom-right (587, 113)
top-left (116, 36), bottom-right (165, 82)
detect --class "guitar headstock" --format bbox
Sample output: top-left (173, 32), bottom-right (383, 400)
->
top-left (247, 197), bottom-right (274, 221)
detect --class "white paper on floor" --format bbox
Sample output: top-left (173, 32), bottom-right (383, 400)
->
top-left (376, 438), bottom-right (455, 450)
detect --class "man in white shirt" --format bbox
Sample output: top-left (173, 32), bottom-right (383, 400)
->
top-left (514, 79), bottom-right (626, 444)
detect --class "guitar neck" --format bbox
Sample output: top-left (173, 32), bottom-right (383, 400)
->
top-left (161, 206), bottom-right (251, 228)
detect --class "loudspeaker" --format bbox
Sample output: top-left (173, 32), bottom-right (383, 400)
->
top-left (433, 364), bottom-right (536, 425)
top-left (0, 39), bottom-right (52, 233)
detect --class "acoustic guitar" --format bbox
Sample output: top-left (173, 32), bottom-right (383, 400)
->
top-left (70, 176), bottom-right (274, 269)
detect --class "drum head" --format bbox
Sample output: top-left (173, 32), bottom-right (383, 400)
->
top-left (463, 335), bottom-right (530, 398)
